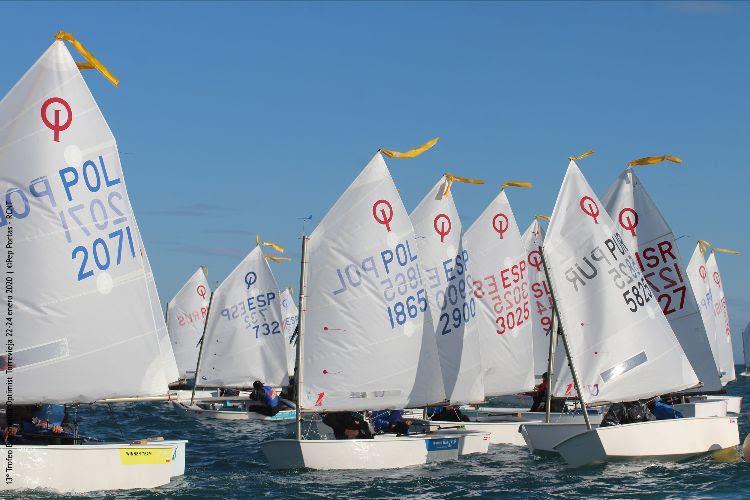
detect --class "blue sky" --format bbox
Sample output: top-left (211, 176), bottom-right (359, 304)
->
top-left (3, 1), bottom-right (749, 360)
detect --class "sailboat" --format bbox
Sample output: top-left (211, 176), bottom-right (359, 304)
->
top-left (455, 182), bottom-right (599, 446)
top-left (262, 144), bottom-right (489, 470)
top-left (0, 33), bottom-right (186, 492)
top-left (599, 163), bottom-right (726, 419)
top-left (538, 159), bottom-right (737, 467)
top-left (704, 249), bottom-right (742, 413)
top-left (742, 322), bottom-right (750, 377)
top-left (174, 244), bottom-right (295, 421)
top-left (687, 242), bottom-right (743, 414)
top-left (167, 267), bottom-right (211, 385)
top-left (522, 216), bottom-right (555, 383)
top-left (409, 173), bottom-right (485, 405)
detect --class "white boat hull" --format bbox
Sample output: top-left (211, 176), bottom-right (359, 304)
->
top-left (173, 402), bottom-right (295, 421)
top-left (674, 399), bottom-right (727, 418)
top-left (262, 433), bottom-right (481, 469)
top-left (555, 416), bottom-right (740, 467)
top-left (463, 407), bottom-right (603, 423)
top-left (430, 420), bottom-right (526, 446)
top-left (706, 395), bottom-right (742, 414)
top-left (2, 443), bottom-right (179, 493)
top-left (159, 440), bottom-right (188, 477)
top-left (433, 430), bottom-right (491, 455)
top-left (520, 422), bottom-right (598, 453)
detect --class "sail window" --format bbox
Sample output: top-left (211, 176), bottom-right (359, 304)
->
top-left (600, 351), bottom-right (647, 383)
top-left (5, 339), bottom-right (69, 370)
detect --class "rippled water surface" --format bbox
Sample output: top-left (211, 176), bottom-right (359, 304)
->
top-left (21, 370), bottom-right (750, 498)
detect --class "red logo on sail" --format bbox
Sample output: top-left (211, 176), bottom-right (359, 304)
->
top-left (433, 213), bottom-right (451, 243)
top-left (528, 250), bottom-right (542, 270)
top-left (492, 213), bottom-right (509, 239)
top-left (713, 272), bottom-right (721, 286)
top-left (699, 266), bottom-right (707, 281)
top-left (315, 392), bottom-right (325, 406)
top-left (196, 285), bottom-right (207, 299)
top-left (41, 97), bottom-right (73, 142)
top-left (372, 199), bottom-right (394, 232)
top-left (580, 196), bottom-right (600, 224)
top-left (618, 208), bottom-right (638, 237)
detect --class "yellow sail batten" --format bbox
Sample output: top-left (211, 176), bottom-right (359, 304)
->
top-left (568, 150), bottom-right (594, 161)
top-left (380, 137), bottom-right (439, 158)
top-left (698, 240), bottom-right (712, 256)
top-left (628, 155), bottom-right (683, 167)
top-left (501, 181), bottom-right (532, 190)
top-left (55, 31), bottom-right (119, 87)
top-left (713, 247), bottom-right (741, 256)
top-left (535, 214), bottom-right (550, 221)
top-left (256, 235), bottom-right (285, 253)
top-left (265, 256), bottom-right (291, 263)
top-left (442, 173), bottom-right (484, 196)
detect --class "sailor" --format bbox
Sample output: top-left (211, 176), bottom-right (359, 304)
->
top-left (647, 399), bottom-right (684, 420)
top-left (249, 380), bottom-right (282, 417)
top-left (280, 375), bottom-right (295, 401)
top-left (2, 404), bottom-right (71, 444)
top-left (371, 410), bottom-right (411, 435)
top-left (321, 412), bottom-right (373, 439)
top-left (529, 372), bottom-right (565, 412)
top-left (426, 405), bottom-right (470, 422)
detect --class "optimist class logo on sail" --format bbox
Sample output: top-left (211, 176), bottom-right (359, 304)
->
top-left (0, 98), bottom-right (138, 285)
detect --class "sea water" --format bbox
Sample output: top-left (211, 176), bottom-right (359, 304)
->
top-left (23, 369), bottom-right (750, 499)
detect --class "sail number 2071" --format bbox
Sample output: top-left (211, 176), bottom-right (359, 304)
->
top-left (72, 226), bottom-right (136, 281)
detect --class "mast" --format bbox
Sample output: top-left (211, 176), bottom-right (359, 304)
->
top-left (295, 235), bottom-right (309, 440)
top-left (543, 296), bottom-right (558, 423)
top-left (539, 245), bottom-right (591, 430)
top-left (190, 291), bottom-right (214, 405)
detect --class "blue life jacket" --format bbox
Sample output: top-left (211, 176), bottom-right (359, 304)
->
top-left (651, 401), bottom-right (683, 420)
top-left (260, 386), bottom-right (279, 408)
top-left (426, 406), bottom-right (445, 417)
top-left (371, 410), bottom-right (404, 433)
top-left (23, 405), bottom-right (65, 434)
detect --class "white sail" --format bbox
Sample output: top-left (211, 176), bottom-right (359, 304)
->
top-left (0, 41), bottom-right (169, 403)
top-left (743, 322), bottom-right (750, 371)
top-left (521, 219), bottom-right (554, 380)
top-left (135, 222), bottom-right (180, 385)
top-left (196, 246), bottom-right (288, 388)
top-left (601, 169), bottom-right (722, 393)
top-left (463, 190), bottom-right (535, 396)
top-left (686, 244), bottom-right (723, 375)
top-left (167, 267), bottom-right (210, 380)
top-left (280, 288), bottom-right (298, 377)
top-left (705, 253), bottom-right (736, 385)
top-left (300, 152), bottom-right (445, 412)
top-left (546, 162), bottom-right (697, 404)
top-left (410, 176), bottom-right (484, 405)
